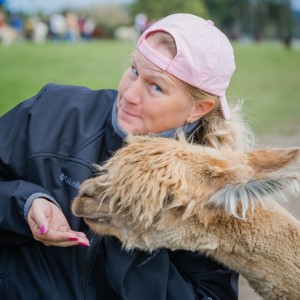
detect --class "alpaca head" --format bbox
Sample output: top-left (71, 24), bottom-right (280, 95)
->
top-left (72, 135), bottom-right (300, 250)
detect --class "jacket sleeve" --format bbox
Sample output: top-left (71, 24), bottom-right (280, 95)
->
top-left (168, 250), bottom-right (239, 300)
top-left (0, 85), bottom-right (56, 245)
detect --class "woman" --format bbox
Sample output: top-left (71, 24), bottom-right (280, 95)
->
top-left (0, 14), bottom-right (252, 299)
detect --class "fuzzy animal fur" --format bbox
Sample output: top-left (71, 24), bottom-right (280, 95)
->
top-left (72, 135), bottom-right (300, 300)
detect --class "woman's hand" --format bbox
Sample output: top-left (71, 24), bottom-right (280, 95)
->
top-left (28, 197), bottom-right (90, 247)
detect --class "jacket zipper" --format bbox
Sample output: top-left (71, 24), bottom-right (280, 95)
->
top-left (80, 232), bottom-right (99, 300)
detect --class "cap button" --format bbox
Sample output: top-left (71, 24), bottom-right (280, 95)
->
top-left (207, 20), bottom-right (214, 26)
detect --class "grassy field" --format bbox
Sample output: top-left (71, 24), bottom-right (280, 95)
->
top-left (0, 40), bottom-right (300, 135)
top-left (228, 42), bottom-right (300, 135)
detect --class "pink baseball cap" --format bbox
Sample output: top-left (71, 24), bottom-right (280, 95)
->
top-left (137, 13), bottom-right (235, 120)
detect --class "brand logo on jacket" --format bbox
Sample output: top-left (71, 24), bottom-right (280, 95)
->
top-left (136, 249), bottom-right (160, 268)
top-left (59, 173), bottom-right (80, 190)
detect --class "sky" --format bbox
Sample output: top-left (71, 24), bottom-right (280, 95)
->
top-left (3, 0), bottom-right (300, 14)
top-left (4, 0), bottom-right (132, 14)
top-left (291, 0), bottom-right (300, 11)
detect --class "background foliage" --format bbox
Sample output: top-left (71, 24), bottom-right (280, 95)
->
top-left (129, 0), bottom-right (208, 20)
top-left (129, 0), bottom-right (296, 40)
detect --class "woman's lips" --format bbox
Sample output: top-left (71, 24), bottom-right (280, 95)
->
top-left (119, 104), bottom-right (140, 119)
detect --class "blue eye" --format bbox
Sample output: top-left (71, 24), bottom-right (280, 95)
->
top-left (132, 66), bottom-right (138, 76)
top-left (154, 85), bottom-right (162, 92)
top-left (150, 84), bottom-right (163, 93)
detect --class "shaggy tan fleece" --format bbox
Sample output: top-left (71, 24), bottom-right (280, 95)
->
top-left (72, 134), bottom-right (300, 300)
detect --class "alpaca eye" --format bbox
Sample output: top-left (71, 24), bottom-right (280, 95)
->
top-left (165, 193), bottom-right (174, 206)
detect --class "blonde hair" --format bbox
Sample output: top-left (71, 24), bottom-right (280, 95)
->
top-left (147, 31), bottom-right (254, 151)
top-left (184, 84), bottom-right (254, 151)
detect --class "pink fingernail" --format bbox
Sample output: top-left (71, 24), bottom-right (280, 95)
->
top-left (40, 226), bottom-right (45, 235)
top-left (69, 237), bottom-right (79, 241)
top-left (79, 242), bottom-right (89, 247)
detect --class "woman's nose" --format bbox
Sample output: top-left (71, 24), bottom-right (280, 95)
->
top-left (123, 80), bottom-right (142, 104)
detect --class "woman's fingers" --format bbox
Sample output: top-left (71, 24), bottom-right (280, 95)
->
top-left (39, 228), bottom-right (90, 247)
top-left (28, 197), bottom-right (90, 247)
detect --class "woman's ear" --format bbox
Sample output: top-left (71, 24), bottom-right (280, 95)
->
top-left (189, 99), bottom-right (215, 122)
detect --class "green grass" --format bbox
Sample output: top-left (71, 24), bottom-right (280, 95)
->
top-left (228, 42), bottom-right (300, 134)
top-left (1, 40), bottom-right (300, 135)
top-left (0, 40), bottom-right (134, 112)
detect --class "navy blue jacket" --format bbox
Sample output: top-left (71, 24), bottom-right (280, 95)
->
top-left (0, 84), bottom-right (238, 299)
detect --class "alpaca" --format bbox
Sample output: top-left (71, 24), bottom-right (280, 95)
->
top-left (72, 135), bottom-right (300, 300)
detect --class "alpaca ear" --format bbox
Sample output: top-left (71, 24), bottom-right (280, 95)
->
top-left (208, 148), bottom-right (300, 219)
top-left (246, 148), bottom-right (300, 173)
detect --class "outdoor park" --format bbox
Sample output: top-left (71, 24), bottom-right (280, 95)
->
top-left (0, 0), bottom-right (300, 299)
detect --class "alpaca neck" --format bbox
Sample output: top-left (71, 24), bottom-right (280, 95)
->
top-left (191, 207), bottom-right (300, 299)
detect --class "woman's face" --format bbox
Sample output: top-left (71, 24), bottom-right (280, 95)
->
top-left (117, 50), bottom-right (195, 135)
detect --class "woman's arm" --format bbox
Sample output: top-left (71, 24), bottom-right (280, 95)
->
top-left (168, 250), bottom-right (238, 300)
top-left (0, 86), bottom-right (88, 246)
top-left (0, 87), bottom-right (55, 244)
top-left (104, 237), bottom-right (238, 300)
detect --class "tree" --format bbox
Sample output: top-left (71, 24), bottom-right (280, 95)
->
top-left (203, 0), bottom-right (295, 40)
top-left (129, 0), bottom-right (208, 22)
